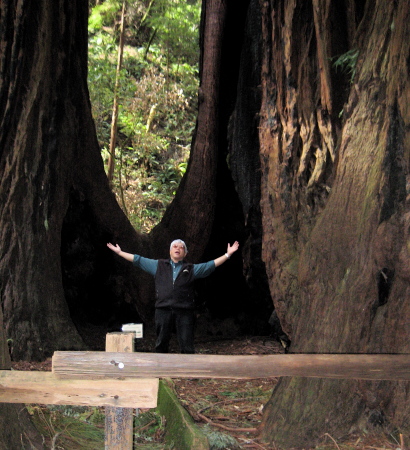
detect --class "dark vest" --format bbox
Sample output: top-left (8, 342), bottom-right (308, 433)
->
top-left (155, 259), bottom-right (196, 309)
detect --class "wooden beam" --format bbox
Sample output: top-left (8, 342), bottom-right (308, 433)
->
top-left (0, 370), bottom-right (158, 408)
top-left (52, 352), bottom-right (410, 381)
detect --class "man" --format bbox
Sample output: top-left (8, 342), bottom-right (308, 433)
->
top-left (107, 239), bottom-right (239, 353)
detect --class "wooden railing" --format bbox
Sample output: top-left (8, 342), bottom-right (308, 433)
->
top-left (52, 351), bottom-right (410, 381)
top-left (1, 332), bottom-right (409, 449)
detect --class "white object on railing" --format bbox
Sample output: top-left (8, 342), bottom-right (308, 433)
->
top-left (121, 323), bottom-right (143, 338)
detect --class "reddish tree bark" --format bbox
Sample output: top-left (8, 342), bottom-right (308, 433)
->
top-left (257, 0), bottom-right (410, 446)
top-left (0, 0), bottom-right (148, 360)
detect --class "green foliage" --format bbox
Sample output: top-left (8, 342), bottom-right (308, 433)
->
top-left (88, 0), bottom-right (121, 32)
top-left (28, 405), bottom-right (104, 449)
top-left (218, 381), bottom-right (272, 401)
top-left (220, 386), bottom-right (268, 399)
top-left (28, 405), bottom-right (169, 449)
top-left (88, 0), bottom-right (200, 232)
top-left (332, 48), bottom-right (359, 84)
top-left (133, 410), bottom-right (166, 445)
top-left (201, 425), bottom-right (241, 449)
top-left (147, 0), bottom-right (201, 65)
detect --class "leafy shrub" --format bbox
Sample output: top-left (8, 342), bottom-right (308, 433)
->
top-left (88, 0), bottom-right (200, 231)
top-left (202, 425), bottom-right (241, 449)
top-left (332, 48), bottom-right (359, 84)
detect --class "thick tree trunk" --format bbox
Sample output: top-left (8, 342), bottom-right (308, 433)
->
top-left (151, 0), bottom-right (262, 329)
top-left (0, 0), bottom-right (248, 362)
top-left (226, 0), bottom-right (274, 329)
top-left (258, 0), bottom-right (410, 446)
top-left (151, 0), bottom-right (228, 260)
top-left (0, 0), bottom-right (86, 359)
top-left (0, 0), bottom-right (146, 360)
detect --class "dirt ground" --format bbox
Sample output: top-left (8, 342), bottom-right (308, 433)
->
top-left (169, 337), bottom-right (279, 449)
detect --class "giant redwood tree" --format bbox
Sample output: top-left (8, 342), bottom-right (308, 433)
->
top-left (0, 0), bottom-right (409, 448)
top-left (255, 0), bottom-right (410, 446)
top-left (0, 0), bottom-right (242, 362)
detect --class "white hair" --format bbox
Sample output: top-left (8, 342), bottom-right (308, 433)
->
top-left (170, 239), bottom-right (188, 254)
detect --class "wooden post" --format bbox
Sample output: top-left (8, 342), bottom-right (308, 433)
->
top-left (105, 332), bottom-right (135, 450)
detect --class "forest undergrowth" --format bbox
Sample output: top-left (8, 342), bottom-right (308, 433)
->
top-left (88, 0), bottom-right (200, 232)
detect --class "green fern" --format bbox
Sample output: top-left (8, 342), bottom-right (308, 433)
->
top-left (332, 48), bottom-right (359, 83)
top-left (202, 425), bottom-right (240, 449)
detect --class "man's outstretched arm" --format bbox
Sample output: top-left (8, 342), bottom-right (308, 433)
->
top-left (107, 243), bottom-right (134, 262)
top-left (214, 241), bottom-right (240, 267)
top-left (107, 243), bottom-right (158, 276)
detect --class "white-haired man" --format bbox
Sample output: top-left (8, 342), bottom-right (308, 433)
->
top-left (107, 239), bottom-right (239, 353)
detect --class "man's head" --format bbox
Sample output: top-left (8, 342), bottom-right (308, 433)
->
top-left (169, 239), bottom-right (188, 262)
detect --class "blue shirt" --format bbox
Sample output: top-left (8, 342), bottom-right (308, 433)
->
top-left (133, 255), bottom-right (215, 281)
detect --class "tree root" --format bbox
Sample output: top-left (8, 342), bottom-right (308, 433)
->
top-left (196, 411), bottom-right (258, 433)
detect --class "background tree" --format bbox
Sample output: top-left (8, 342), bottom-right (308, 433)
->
top-left (106, 0), bottom-right (126, 187)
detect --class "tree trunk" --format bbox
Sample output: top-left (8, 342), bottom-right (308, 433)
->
top-left (0, 0), bottom-right (147, 361)
top-left (257, 0), bottom-right (410, 446)
top-left (107, 1), bottom-right (126, 187)
top-left (151, 0), bottom-right (228, 260)
top-left (0, 0), bottom-right (249, 361)
top-left (0, 303), bottom-right (44, 448)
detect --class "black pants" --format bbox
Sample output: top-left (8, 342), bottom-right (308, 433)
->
top-left (155, 308), bottom-right (195, 353)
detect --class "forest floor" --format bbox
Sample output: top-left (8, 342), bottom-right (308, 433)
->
top-left (11, 333), bottom-right (405, 450)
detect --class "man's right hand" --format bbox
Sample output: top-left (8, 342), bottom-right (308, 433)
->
top-left (107, 243), bottom-right (135, 262)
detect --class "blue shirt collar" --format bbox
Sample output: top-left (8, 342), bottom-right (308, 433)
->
top-left (170, 259), bottom-right (183, 266)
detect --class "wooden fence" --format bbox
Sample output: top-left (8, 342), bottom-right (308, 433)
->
top-left (1, 332), bottom-right (409, 449)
